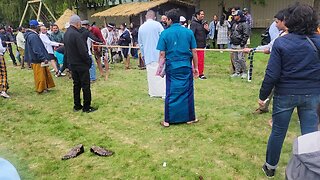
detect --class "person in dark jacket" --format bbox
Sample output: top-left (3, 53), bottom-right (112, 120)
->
top-left (64, 15), bottom-right (96, 113)
top-left (259, 4), bottom-right (320, 178)
top-left (229, 10), bottom-right (250, 78)
top-left (118, 23), bottom-right (131, 69)
top-left (0, 26), bottom-right (17, 66)
top-left (190, 10), bottom-right (209, 80)
top-left (24, 20), bottom-right (55, 93)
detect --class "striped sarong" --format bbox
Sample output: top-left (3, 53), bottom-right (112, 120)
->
top-left (0, 55), bottom-right (8, 92)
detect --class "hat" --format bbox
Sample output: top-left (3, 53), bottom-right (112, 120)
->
top-left (69, 15), bottom-right (81, 25)
top-left (29, 20), bottom-right (39, 27)
top-left (243, 8), bottom-right (249, 12)
top-left (107, 23), bottom-right (115, 28)
top-left (180, 16), bottom-right (186, 22)
top-left (81, 20), bottom-right (90, 25)
top-left (234, 10), bottom-right (243, 17)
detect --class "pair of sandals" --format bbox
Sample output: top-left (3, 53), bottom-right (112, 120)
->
top-left (62, 144), bottom-right (114, 160)
top-left (160, 119), bottom-right (199, 127)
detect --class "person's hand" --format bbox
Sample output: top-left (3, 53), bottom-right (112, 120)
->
top-left (193, 68), bottom-right (199, 78)
top-left (263, 49), bottom-right (270, 54)
top-left (258, 98), bottom-right (269, 108)
top-left (204, 24), bottom-right (209, 31)
top-left (243, 48), bottom-right (252, 53)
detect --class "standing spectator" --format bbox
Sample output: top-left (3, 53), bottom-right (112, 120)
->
top-left (229, 10), bottom-right (249, 78)
top-left (0, 38), bottom-right (9, 98)
top-left (118, 23), bottom-right (131, 70)
top-left (259, 4), bottom-right (320, 178)
top-left (138, 10), bottom-right (165, 98)
top-left (130, 22), bottom-right (138, 58)
top-left (80, 20), bottom-right (104, 81)
top-left (24, 20), bottom-right (55, 94)
top-left (0, 26), bottom-right (17, 66)
top-left (216, 15), bottom-right (230, 49)
top-left (157, 9), bottom-right (199, 127)
top-left (90, 24), bottom-right (106, 77)
top-left (16, 26), bottom-right (28, 69)
top-left (190, 9), bottom-right (209, 80)
top-left (209, 15), bottom-right (218, 48)
top-left (161, 15), bottom-right (168, 29)
top-left (243, 8), bottom-right (253, 46)
top-left (50, 24), bottom-right (64, 43)
top-left (179, 16), bottom-right (188, 28)
top-left (39, 25), bottom-right (62, 76)
top-left (64, 15), bottom-right (96, 113)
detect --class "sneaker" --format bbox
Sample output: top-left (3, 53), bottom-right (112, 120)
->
top-left (83, 107), bottom-right (97, 113)
top-left (262, 164), bottom-right (275, 178)
top-left (199, 75), bottom-right (207, 80)
top-left (241, 73), bottom-right (247, 79)
top-left (60, 72), bottom-right (66, 76)
top-left (230, 73), bottom-right (240, 78)
top-left (0, 91), bottom-right (10, 98)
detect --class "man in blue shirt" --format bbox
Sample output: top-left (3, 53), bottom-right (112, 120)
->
top-left (156, 9), bottom-right (199, 127)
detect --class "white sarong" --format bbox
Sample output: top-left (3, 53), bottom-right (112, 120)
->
top-left (146, 62), bottom-right (166, 98)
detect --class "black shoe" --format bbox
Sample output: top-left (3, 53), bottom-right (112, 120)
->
top-left (83, 107), bottom-right (97, 113)
top-left (199, 75), bottom-right (207, 80)
top-left (262, 164), bottom-right (275, 178)
top-left (73, 106), bottom-right (83, 112)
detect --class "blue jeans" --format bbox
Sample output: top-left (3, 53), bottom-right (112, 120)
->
top-left (265, 94), bottom-right (320, 169)
top-left (89, 56), bottom-right (96, 81)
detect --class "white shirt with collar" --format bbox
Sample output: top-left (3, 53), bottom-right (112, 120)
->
top-left (138, 19), bottom-right (164, 65)
top-left (16, 31), bottom-right (25, 49)
top-left (0, 39), bottom-right (5, 55)
top-left (39, 33), bottom-right (60, 54)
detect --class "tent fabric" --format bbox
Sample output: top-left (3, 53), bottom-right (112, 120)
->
top-left (286, 131), bottom-right (320, 180)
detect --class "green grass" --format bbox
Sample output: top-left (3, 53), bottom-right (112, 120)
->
top-left (0, 34), bottom-right (301, 179)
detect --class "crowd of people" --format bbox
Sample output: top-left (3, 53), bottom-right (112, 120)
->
top-left (0, 2), bottom-right (320, 178)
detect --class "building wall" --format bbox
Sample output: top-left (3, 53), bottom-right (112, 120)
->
top-left (200, 0), bottom-right (314, 28)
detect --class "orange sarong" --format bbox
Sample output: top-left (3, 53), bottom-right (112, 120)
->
top-left (32, 63), bottom-right (55, 93)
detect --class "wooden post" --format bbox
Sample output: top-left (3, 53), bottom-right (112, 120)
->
top-left (37, 1), bottom-right (43, 21)
top-left (43, 2), bottom-right (57, 21)
top-left (19, 2), bottom-right (30, 27)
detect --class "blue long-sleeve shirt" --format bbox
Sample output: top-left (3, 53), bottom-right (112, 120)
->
top-left (24, 30), bottom-right (50, 63)
top-left (259, 33), bottom-right (320, 100)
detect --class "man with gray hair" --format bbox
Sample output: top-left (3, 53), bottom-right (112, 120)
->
top-left (138, 10), bottom-right (165, 98)
top-left (64, 15), bottom-right (97, 113)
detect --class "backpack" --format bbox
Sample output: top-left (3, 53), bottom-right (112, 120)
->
top-left (261, 27), bottom-right (271, 45)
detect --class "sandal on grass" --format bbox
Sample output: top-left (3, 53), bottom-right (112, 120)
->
top-left (160, 121), bottom-right (170, 127)
top-left (90, 146), bottom-right (114, 156)
top-left (186, 119), bottom-right (199, 124)
top-left (62, 144), bottom-right (84, 160)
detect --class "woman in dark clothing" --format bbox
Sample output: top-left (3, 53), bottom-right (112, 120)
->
top-left (118, 23), bottom-right (131, 69)
top-left (259, 4), bottom-right (320, 178)
top-left (129, 22), bottom-right (138, 58)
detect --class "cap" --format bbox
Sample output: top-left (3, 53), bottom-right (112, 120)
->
top-left (69, 15), bottom-right (81, 25)
top-left (234, 10), bottom-right (243, 17)
top-left (81, 20), bottom-right (90, 25)
top-left (243, 8), bottom-right (248, 12)
top-left (29, 20), bottom-right (39, 27)
top-left (179, 16), bottom-right (186, 22)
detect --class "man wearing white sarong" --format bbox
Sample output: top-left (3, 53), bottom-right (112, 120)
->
top-left (138, 10), bottom-right (165, 98)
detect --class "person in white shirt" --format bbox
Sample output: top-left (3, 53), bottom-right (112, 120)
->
top-left (39, 25), bottom-right (63, 76)
top-left (138, 10), bottom-right (165, 98)
top-left (16, 26), bottom-right (28, 69)
top-left (0, 38), bottom-right (9, 98)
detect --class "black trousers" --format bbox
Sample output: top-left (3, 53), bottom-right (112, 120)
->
top-left (7, 44), bottom-right (16, 64)
top-left (71, 69), bottom-right (91, 110)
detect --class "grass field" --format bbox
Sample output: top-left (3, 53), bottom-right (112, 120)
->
top-left (0, 30), bottom-right (302, 179)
